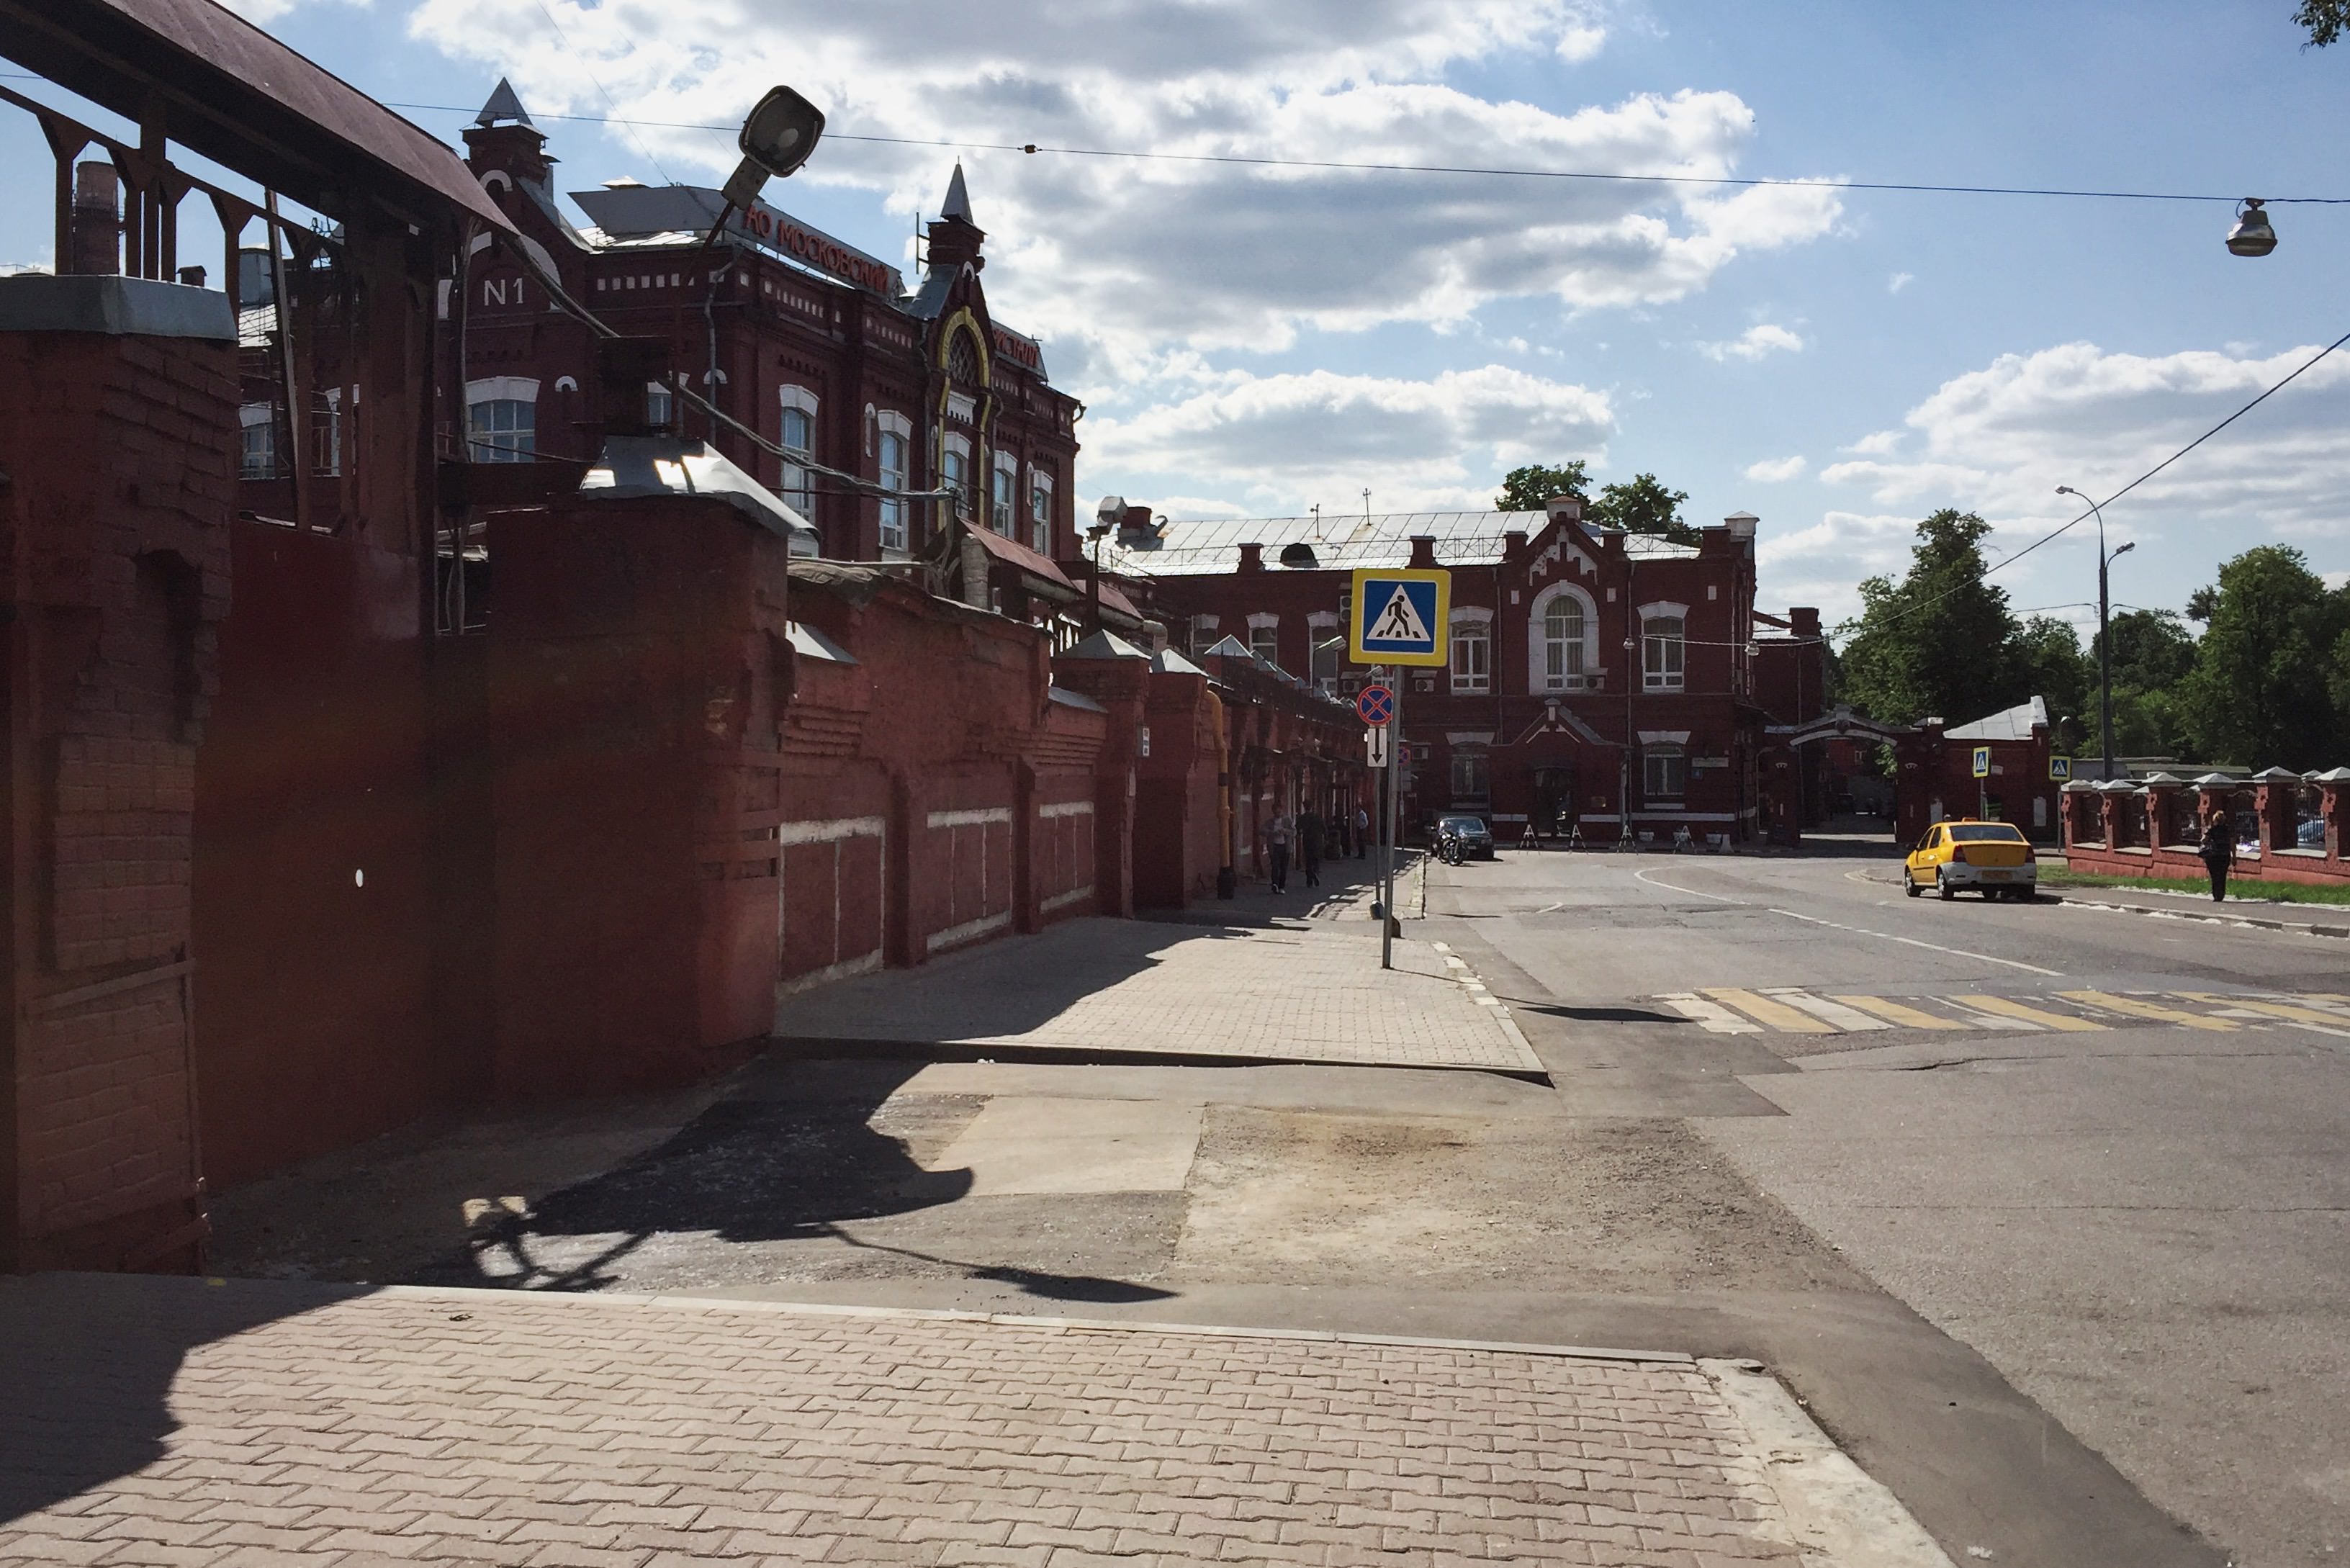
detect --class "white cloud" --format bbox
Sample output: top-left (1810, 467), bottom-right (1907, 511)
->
top-left (1698, 322), bottom-right (1804, 362)
top-left (404, 0), bottom-right (1841, 383)
top-left (1744, 454), bottom-right (1807, 482)
top-left (1888, 271), bottom-right (1914, 293)
top-left (1843, 429), bottom-right (1902, 455)
top-left (1084, 363), bottom-right (1613, 513)
top-left (1755, 510), bottom-right (1920, 623)
top-left (220, 0), bottom-right (365, 18)
top-left (1821, 339), bottom-right (2350, 536)
top-left (1556, 24), bottom-right (1609, 61)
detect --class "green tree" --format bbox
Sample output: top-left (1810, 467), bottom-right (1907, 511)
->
top-left (2083, 608), bottom-right (2200, 762)
top-left (1837, 510), bottom-right (2030, 727)
top-left (2296, 0), bottom-right (2349, 45)
top-left (2176, 546), bottom-right (2349, 767)
top-left (2014, 616), bottom-right (2090, 734)
top-left (1586, 472), bottom-right (1699, 545)
top-left (1494, 461), bottom-right (1590, 512)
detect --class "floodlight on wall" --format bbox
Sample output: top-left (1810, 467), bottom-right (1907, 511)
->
top-left (2225, 198), bottom-right (2277, 258)
top-left (720, 86), bottom-right (827, 210)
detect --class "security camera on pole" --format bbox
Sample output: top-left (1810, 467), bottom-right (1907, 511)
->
top-left (1348, 566), bottom-right (1450, 970)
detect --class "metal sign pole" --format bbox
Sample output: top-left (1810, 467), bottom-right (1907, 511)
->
top-left (1382, 677), bottom-right (1402, 970)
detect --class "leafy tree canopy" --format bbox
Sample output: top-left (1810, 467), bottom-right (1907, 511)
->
top-left (1494, 462), bottom-right (1590, 512)
top-left (2176, 545), bottom-right (2350, 769)
top-left (2297, 0), bottom-right (2349, 45)
top-left (1587, 472), bottom-right (1700, 545)
top-left (2094, 608), bottom-right (2197, 691)
top-left (1836, 510), bottom-right (2030, 727)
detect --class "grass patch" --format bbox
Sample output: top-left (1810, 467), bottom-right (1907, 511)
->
top-left (2040, 865), bottom-right (2350, 906)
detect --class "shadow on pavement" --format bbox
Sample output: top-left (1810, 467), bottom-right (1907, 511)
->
top-left (0, 1273), bottom-right (341, 1526)
top-left (410, 1058), bottom-right (1174, 1306)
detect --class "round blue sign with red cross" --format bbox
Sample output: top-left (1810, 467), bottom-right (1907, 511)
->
top-left (1356, 684), bottom-right (1395, 726)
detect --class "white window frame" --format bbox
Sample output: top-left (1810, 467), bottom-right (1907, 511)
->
top-left (1027, 464), bottom-right (1055, 555)
top-left (238, 402), bottom-right (276, 479)
top-left (875, 409), bottom-right (912, 556)
top-left (1190, 614), bottom-right (1220, 658)
top-left (1451, 748), bottom-right (1490, 801)
top-left (464, 376), bottom-right (539, 464)
top-left (1247, 613), bottom-right (1280, 667)
top-left (942, 432), bottom-right (973, 524)
top-left (1529, 582), bottom-right (1596, 693)
top-left (1640, 601), bottom-right (1688, 693)
top-left (778, 385), bottom-right (818, 521)
top-left (1643, 742), bottom-right (1688, 801)
top-left (991, 450), bottom-right (1019, 536)
top-left (1307, 609), bottom-right (1342, 693)
top-left (1449, 607), bottom-right (1493, 695)
top-left (645, 380), bottom-right (673, 429)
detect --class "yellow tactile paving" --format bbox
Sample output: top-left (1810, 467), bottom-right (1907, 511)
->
top-left (1703, 987), bottom-right (1835, 1033)
top-left (2058, 990), bottom-right (2239, 1031)
top-left (1829, 994), bottom-right (1970, 1030)
top-left (1950, 994), bottom-right (2108, 1032)
top-left (2176, 992), bottom-right (2350, 1030)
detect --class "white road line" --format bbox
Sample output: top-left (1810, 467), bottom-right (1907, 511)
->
top-left (1634, 868), bottom-right (1747, 904)
top-left (1765, 907), bottom-right (2064, 977)
top-left (1655, 992), bottom-right (1761, 1034)
top-left (1764, 989), bottom-right (1892, 1031)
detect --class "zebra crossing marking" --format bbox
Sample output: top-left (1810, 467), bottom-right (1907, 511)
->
top-left (2174, 992), bottom-right (2350, 1035)
top-left (2056, 990), bottom-right (2239, 1032)
top-left (1703, 987), bottom-right (1835, 1034)
top-left (1655, 993), bottom-right (1761, 1034)
top-left (1762, 989), bottom-right (1890, 1032)
top-left (1829, 994), bottom-right (1969, 1030)
top-left (1948, 994), bottom-right (2108, 1032)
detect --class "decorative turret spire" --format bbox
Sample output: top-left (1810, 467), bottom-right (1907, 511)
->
top-left (926, 162), bottom-right (985, 273)
top-left (475, 77), bottom-right (536, 128)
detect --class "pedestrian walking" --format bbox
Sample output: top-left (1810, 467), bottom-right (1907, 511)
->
top-left (1298, 808), bottom-right (1325, 888)
top-left (2199, 806), bottom-right (2239, 902)
top-left (1355, 804), bottom-right (1371, 860)
top-left (1265, 811), bottom-right (1294, 893)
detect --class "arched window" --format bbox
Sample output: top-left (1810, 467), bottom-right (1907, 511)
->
top-left (464, 376), bottom-right (539, 464)
top-left (1529, 584), bottom-right (1595, 692)
top-left (779, 386), bottom-right (817, 521)
top-left (874, 409), bottom-right (911, 554)
top-left (1449, 608), bottom-right (1491, 694)
top-left (942, 433), bottom-right (972, 522)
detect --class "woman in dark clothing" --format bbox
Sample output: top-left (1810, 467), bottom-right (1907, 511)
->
top-left (2199, 808), bottom-right (2239, 902)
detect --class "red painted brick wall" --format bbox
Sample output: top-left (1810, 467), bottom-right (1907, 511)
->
top-left (485, 495), bottom-right (789, 1100)
top-left (1, 323), bottom-right (233, 1271)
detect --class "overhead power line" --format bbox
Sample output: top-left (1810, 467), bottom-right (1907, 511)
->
top-left (367, 96), bottom-right (2349, 205)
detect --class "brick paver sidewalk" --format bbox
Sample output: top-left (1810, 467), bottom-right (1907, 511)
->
top-left (0, 1274), bottom-right (1824, 1567)
top-left (775, 918), bottom-right (1540, 1075)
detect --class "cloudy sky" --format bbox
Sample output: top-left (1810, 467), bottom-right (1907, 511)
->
top-left (5, 0), bottom-right (2348, 635)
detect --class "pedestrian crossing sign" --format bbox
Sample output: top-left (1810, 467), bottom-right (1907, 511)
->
top-left (1349, 568), bottom-right (1451, 666)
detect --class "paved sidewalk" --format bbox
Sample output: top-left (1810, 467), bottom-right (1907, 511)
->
top-left (2050, 882), bottom-right (2350, 940)
top-left (776, 918), bottom-right (1541, 1076)
top-left (0, 1272), bottom-right (1917, 1567)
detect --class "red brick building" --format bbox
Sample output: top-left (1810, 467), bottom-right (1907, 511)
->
top-left (449, 86), bottom-right (1084, 575)
top-left (1110, 500), bottom-right (1829, 844)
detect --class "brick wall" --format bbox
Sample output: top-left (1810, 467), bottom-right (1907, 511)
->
top-left (1, 312), bottom-right (234, 1272)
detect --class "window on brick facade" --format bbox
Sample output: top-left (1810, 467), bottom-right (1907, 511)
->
top-left (1190, 616), bottom-right (1220, 659)
top-left (1451, 749), bottom-right (1490, 801)
top-left (1250, 621), bottom-right (1280, 666)
top-left (1310, 626), bottom-right (1341, 692)
top-left (646, 381), bottom-right (672, 429)
top-left (877, 426), bottom-right (909, 554)
top-left (312, 391), bottom-right (341, 477)
top-left (1643, 743), bottom-right (1687, 800)
top-left (467, 397), bottom-right (534, 463)
top-left (1028, 467), bottom-right (1055, 554)
top-left (1451, 618), bottom-right (1490, 694)
top-left (779, 388), bottom-right (816, 522)
top-left (991, 452), bottom-right (1018, 536)
top-left (1543, 599), bottom-right (1586, 688)
top-left (1642, 614), bottom-right (1685, 691)
top-left (240, 406), bottom-right (277, 479)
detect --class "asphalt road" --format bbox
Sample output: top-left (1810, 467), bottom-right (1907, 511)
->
top-left (1428, 840), bottom-right (2350, 1568)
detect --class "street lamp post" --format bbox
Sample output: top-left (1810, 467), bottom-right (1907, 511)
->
top-left (2056, 485), bottom-right (2135, 783)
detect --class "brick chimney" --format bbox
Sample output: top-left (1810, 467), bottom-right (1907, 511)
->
top-left (1407, 536), bottom-right (1439, 569)
top-left (67, 161), bottom-right (120, 276)
top-left (1238, 541), bottom-right (1265, 572)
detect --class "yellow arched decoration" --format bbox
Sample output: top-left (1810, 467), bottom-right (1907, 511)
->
top-left (932, 307), bottom-right (997, 526)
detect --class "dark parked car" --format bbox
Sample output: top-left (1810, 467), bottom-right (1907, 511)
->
top-left (1436, 814), bottom-right (1495, 862)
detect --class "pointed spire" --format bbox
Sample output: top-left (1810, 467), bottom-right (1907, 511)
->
top-left (942, 162), bottom-right (973, 224)
top-left (475, 78), bottom-right (536, 129)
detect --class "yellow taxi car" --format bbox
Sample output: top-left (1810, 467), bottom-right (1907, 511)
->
top-left (1903, 819), bottom-right (2038, 901)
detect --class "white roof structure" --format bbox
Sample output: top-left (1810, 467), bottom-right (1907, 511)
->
top-left (1102, 510), bottom-right (1698, 577)
top-left (1945, 695), bottom-right (2049, 742)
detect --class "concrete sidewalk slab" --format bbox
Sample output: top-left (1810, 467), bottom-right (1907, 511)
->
top-left (2051, 883), bottom-right (2350, 940)
top-left (775, 917), bottom-right (1544, 1076)
top-left (0, 1272), bottom-right (1951, 1568)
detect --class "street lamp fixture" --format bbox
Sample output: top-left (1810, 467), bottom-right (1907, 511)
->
top-left (721, 86), bottom-right (827, 210)
top-left (2226, 197), bottom-right (2277, 258)
top-left (2056, 484), bottom-right (2133, 783)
